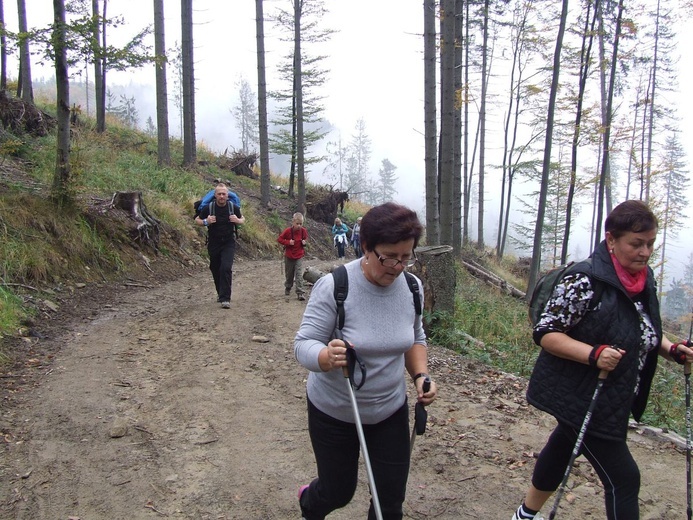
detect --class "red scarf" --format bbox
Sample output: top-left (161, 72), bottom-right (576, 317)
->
top-left (610, 253), bottom-right (647, 297)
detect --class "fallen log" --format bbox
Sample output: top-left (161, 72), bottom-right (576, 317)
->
top-left (461, 260), bottom-right (526, 300)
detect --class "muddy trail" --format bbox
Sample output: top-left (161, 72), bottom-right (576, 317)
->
top-left (0, 258), bottom-right (689, 519)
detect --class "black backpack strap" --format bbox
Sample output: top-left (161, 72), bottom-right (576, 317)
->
top-left (404, 271), bottom-right (422, 316)
top-left (332, 265), bottom-right (348, 331)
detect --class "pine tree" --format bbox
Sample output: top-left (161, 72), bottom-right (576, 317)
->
top-left (377, 159), bottom-right (398, 203)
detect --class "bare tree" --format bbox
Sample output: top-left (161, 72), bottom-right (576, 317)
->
top-left (256, 0), bottom-right (271, 207)
top-left (0, 0), bottom-right (7, 91)
top-left (528, 0), bottom-right (569, 296)
top-left (52, 0), bottom-right (70, 203)
top-left (593, 0), bottom-right (624, 246)
top-left (439, 0), bottom-right (455, 246)
top-left (293, 0), bottom-right (306, 214)
top-left (423, 0), bottom-right (439, 245)
top-left (153, 0), bottom-right (170, 166)
top-left (181, 0), bottom-right (196, 166)
top-left (17, 0), bottom-right (33, 102)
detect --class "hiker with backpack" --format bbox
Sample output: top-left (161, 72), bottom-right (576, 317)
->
top-left (511, 200), bottom-right (693, 520)
top-left (277, 212), bottom-right (308, 301)
top-left (351, 216), bottom-right (363, 258)
top-left (194, 183), bottom-right (245, 309)
top-left (332, 217), bottom-right (349, 259)
top-left (294, 202), bottom-right (438, 520)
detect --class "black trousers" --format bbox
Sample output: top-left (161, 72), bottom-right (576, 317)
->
top-left (532, 422), bottom-right (640, 519)
top-left (207, 238), bottom-right (236, 301)
top-left (300, 398), bottom-right (410, 520)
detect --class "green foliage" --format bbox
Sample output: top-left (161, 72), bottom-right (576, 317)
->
top-left (429, 264), bottom-right (537, 377)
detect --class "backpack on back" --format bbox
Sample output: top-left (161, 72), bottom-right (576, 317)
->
top-left (528, 258), bottom-right (598, 326)
top-left (193, 189), bottom-right (241, 218)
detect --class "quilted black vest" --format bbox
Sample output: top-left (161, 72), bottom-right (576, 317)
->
top-left (526, 240), bottom-right (662, 441)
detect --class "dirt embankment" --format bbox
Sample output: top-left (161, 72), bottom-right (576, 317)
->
top-left (0, 258), bottom-right (690, 519)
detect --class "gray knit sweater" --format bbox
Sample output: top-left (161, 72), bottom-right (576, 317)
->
top-left (294, 259), bottom-right (427, 424)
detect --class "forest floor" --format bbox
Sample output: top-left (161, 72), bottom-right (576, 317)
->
top-left (0, 253), bottom-right (691, 520)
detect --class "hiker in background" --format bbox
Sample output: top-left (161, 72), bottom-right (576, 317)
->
top-left (511, 200), bottom-right (692, 520)
top-left (278, 212), bottom-right (308, 301)
top-left (351, 216), bottom-right (362, 258)
top-left (295, 202), bottom-right (438, 520)
top-left (194, 183), bottom-right (245, 309)
top-left (332, 217), bottom-right (349, 259)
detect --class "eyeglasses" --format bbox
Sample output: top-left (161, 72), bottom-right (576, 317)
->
top-left (373, 248), bottom-right (417, 268)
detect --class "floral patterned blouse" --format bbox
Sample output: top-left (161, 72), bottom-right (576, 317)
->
top-left (535, 272), bottom-right (660, 394)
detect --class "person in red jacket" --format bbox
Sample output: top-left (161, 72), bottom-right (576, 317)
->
top-left (278, 212), bottom-right (309, 301)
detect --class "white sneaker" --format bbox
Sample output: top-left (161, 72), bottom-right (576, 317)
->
top-left (512, 513), bottom-right (544, 520)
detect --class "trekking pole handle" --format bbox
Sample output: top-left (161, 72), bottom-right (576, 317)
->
top-left (422, 377), bottom-right (431, 394)
top-left (686, 363), bottom-right (691, 377)
top-left (598, 369), bottom-right (608, 380)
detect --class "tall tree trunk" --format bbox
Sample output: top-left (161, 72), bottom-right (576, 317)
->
top-left (91, 0), bottom-right (104, 132)
top-left (17, 0), bottom-right (33, 102)
top-left (644, 0), bottom-right (661, 203)
top-left (462, 0), bottom-right (470, 245)
top-left (423, 0), bottom-right (439, 245)
top-left (294, 0), bottom-right (306, 215)
top-left (0, 0), bottom-right (6, 91)
top-left (562, 0), bottom-right (598, 264)
top-left (452, 0), bottom-right (463, 255)
top-left (596, 0), bottom-right (613, 215)
top-left (153, 0), bottom-right (170, 166)
top-left (528, 0), bottom-right (569, 296)
top-left (593, 0), bottom-right (624, 245)
top-left (52, 0), bottom-right (70, 204)
top-left (477, 0), bottom-right (490, 250)
top-left (181, 0), bottom-right (196, 166)
top-left (255, 0), bottom-right (271, 208)
top-left (439, 0), bottom-right (455, 246)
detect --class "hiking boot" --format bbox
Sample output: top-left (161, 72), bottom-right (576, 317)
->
top-left (285, 288), bottom-right (291, 296)
top-left (297, 294), bottom-right (306, 301)
top-left (221, 301), bottom-right (230, 309)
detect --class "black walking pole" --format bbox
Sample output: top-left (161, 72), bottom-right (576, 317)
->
top-left (410, 377), bottom-right (431, 455)
top-left (685, 361), bottom-right (691, 520)
top-left (548, 369), bottom-right (608, 520)
top-left (685, 310), bottom-right (693, 520)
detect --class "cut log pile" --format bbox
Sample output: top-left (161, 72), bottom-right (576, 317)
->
top-left (0, 91), bottom-right (55, 137)
top-left (305, 186), bottom-right (349, 224)
top-left (216, 151), bottom-right (258, 179)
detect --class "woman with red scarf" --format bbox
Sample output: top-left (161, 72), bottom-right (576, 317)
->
top-left (511, 200), bottom-right (693, 520)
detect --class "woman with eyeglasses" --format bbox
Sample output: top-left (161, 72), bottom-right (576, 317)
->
top-left (295, 202), bottom-right (438, 520)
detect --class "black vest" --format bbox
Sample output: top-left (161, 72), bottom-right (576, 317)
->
top-left (526, 240), bottom-right (662, 440)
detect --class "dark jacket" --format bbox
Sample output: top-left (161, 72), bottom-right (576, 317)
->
top-left (526, 240), bottom-right (662, 441)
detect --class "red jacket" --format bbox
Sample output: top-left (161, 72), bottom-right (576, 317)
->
top-left (278, 226), bottom-right (308, 260)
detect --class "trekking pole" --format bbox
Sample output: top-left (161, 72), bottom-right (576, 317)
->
top-left (548, 369), bottom-right (608, 520)
top-left (339, 339), bottom-right (383, 520)
top-left (685, 360), bottom-right (691, 520)
top-left (685, 310), bottom-right (693, 520)
top-left (410, 377), bottom-right (431, 455)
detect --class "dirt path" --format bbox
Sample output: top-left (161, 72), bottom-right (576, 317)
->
top-left (0, 258), bottom-right (689, 519)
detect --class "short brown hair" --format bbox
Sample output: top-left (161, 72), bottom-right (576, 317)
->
top-left (605, 200), bottom-right (658, 238)
top-left (360, 202), bottom-right (423, 252)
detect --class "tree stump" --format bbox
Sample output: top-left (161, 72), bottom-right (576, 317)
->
top-left (410, 245), bottom-right (456, 329)
top-left (110, 191), bottom-right (161, 251)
